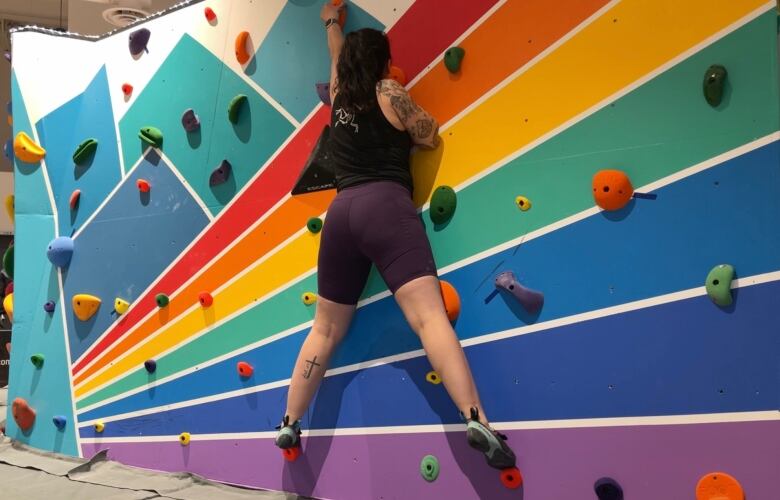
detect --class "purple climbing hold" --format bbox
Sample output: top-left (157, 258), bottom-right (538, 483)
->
top-left (495, 271), bottom-right (544, 313)
top-left (129, 28), bottom-right (151, 56)
top-left (3, 139), bottom-right (13, 163)
top-left (316, 82), bottom-right (331, 106)
top-left (43, 301), bottom-right (55, 313)
top-left (144, 359), bottom-right (157, 373)
top-left (3, 51), bottom-right (10, 63)
top-left (181, 108), bottom-right (200, 132)
top-left (209, 160), bottom-right (232, 186)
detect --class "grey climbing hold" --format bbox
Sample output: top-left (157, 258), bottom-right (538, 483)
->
top-left (209, 160), bottom-right (232, 186)
top-left (181, 109), bottom-right (200, 132)
top-left (495, 270), bottom-right (544, 313)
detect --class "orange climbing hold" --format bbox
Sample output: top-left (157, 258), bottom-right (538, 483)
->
top-left (500, 467), bottom-right (523, 489)
top-left (136, 179), bottom-right (150, 193)
top-left (235, 31), bottom-right (251, 65)
top-left (696, 472), bottom-right (744, 500)
top-left (72, 294), bottom-right (101, 321)
top-left (198, 292), bottom-right (213, 308)
top-left (282, 446), bottom-right (301, 462)
top-left (69, 189), bottom-right (81, 210)
top-left (11, 397), bottom-right (36, 431)
top-left (592, 170), bottom-right (633, 211)
top-left (237, 361), bottom-right (254, 378)
top-left (388, 65), bottom-right (407, 86)
top-left (439, 280), bottom-right (460, 322)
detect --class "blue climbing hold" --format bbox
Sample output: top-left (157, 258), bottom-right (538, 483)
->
top-left (52, 415), bottom-right (67, 430)
top-left (3, 139), bottom-right (13, 162)
top-left (46, 236), bottom-right (74, 268)
top-left (129, 28), bottom-right (151, 56)
top-left (594, 477), bottom-right (623, 500)
top-left (495, 270), bottom-right (544, 313)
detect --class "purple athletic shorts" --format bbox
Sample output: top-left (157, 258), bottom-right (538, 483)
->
top-left (317, 181), bottom-right (438, 305)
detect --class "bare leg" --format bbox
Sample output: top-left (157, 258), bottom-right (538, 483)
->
top-left (394, 275), bottom-right (490, 425)
top-left (284, 296), bottom-right (355, 422)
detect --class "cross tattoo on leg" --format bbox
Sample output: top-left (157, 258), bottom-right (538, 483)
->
top-left (303, 356), bottom-right (321, 379)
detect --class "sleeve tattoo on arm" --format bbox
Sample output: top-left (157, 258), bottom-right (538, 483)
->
top-left (379, 80), bottom-right (438, 144)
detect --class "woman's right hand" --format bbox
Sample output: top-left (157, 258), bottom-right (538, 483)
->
top-left (321, 1), bottom-right (343, 23)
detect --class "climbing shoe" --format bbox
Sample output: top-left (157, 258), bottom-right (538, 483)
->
top-left (275, 415), bottom-right (301, 449)
top-left (464, 408), bottom-right (516, 470)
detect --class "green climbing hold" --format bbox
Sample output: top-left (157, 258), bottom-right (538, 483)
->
top-left (705, 264), bottom-right (734, 307)
top-left (703, 65), bottom-right (727, 107)
top-left (444, 46), bottom-right (465, 73)
top-left (307, 217), bottom-right (323, 234)
top-left (155, 293), bottom-right (170, 308)
top-left (2, 244), bottom-right (12, 279)
top-left (228, 94), bottom-right (248, 124)
top-left (72, 138), bottom-right (98, 165)
top-left (30, 353), bottom-right (44, 368)
top-left (138, 126), bottom-right (163, 148)
top-left (420, 455), bottom-right (440, 482)
top-left (430, 185), bottom-right (457, 225)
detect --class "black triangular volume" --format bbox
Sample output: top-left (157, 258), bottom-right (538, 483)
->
top-left (291, 125), bottom-right (336, 195)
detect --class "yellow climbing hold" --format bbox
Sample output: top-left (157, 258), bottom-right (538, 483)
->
top-left (72, 294), bottom-right (101, 321)
top-left (515, 196), bottom-right (531, 211)
top-left (179, 432), bottom-right (191, 445)
top-left (114, 298), bottom-right (130, 315)
top-left (426, 371), bottom-right (442, 384)
top-left (13, 131), bottom-right (46, 163)
top-left (3, 293), bottom-right (12, 323)
top-left (4, 195), bottom-right (13, 224)
top-left (301, 292), bottom-right (317, 306)
top-left (94, 420), bottom-right (105, 433)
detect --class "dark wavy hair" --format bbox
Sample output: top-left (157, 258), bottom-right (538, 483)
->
top-left (335, 28), bottom-right (390, 113)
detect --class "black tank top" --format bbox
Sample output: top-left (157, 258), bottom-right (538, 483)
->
top-left (329, 93), bottom-right (413, 192)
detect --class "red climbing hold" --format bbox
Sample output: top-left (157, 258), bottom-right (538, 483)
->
top-left (237, 361), bottom-right (254, 378)
top-left (332, 0), bottom-right (346, 27)
top-left (389, 65), bottom-right (406, 86)
top-left (122, 83), bottom-right (133, 96)
top-left (500, 467), bottom-right (523, 489)
top-left (204, 7), bottom-right (217, 22)
top-left (282, 446), bottom-right (301, 462)
top-left (136, 179), bottom-right (151, 193)
top-left (69, 190), bottom-right (81, 210)
top-left (11, 397), bottom-right (36, 431)
top-left (198, 292), bottom-right (213, 308)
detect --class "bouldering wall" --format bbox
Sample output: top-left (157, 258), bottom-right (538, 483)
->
top-left (5, 0), bottom-right (780, 498)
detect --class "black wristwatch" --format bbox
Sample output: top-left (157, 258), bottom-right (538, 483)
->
top-left (324, 18), bottom-right (339, 29)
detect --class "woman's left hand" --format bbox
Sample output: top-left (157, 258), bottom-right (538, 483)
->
top-left (320, 1), bottom-right (343, 23)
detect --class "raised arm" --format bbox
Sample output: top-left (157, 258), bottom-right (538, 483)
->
top-left (378, 79), bottom-right (441, 149)
top-left (321, 2), bottom-right (345, 103)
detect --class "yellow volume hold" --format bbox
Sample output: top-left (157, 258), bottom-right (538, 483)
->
top-left (13, 132), bottom-right (46, 163)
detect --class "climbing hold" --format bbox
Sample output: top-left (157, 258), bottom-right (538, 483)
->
top-left (705, 264), bottom-right (734, 307)
top-left (307, 217), bottom-right (323, 234)
top-left (237, 361), bottom-right (254, 378)
top-left (114, 298), bottom-right (130, 315)
top-left (696, 471), bottom-right (743, 500)
top-left (439, 280), bottom-right (460, 322)
top-left (3, 293), bottom-right (13, 322)
top-left (138, 126), bottom-right (163, 148)
top-left (30, 353), bottom-right (44, 368)
top-left (69, 189), bottom-right (81, 210)
top-left (430, 185), bottom-right (457, 224)
top-left (703, 65), bottom-right (727, 107)
top-left (3, 51), bottom-right (10, 63)
top-left (43, 300), bottom-right (55, 313)
top-left (46, 236), bottom-right (74, 268)
top-left (388, 65), bottom-right (406, 86)
top-left (592, 170), bottom-right (633, 211)
top-left (500, 467), bottom-right (523, 489)
top-left (3, 244), bottom-right (13, 279)
top-left (196, 292), bottom-right (213, 308)
top-left (235, 32), bottom-right (251, 64)
top-left (72, 294), bottom-right (101, 321)
top-left (3, 139), bottom-right (13, 162)
top-left (444, 46), bottom-right (465, 73)
top-left (122, 83), bottom-right (133, 96)
top-left (52, 415), bottom-right (67, 430)
top-left (144, 359), bottom-right (157, 373)
top-left (301, 292), bottom-right (317, 306)
top-left (204, 7), bottom-right (217, 22)
top-left (495, 270), bottom-right (544, 313)
top-left (228, 94), bottom-right (248, 124)
top-left (155, 293), bottom-right (169, 308)
top-left (4, 195), bottom-right (13, 224)
top-left (426, 371), bottom-right (441, 384)
top-left (5, 281), bottom-right (12, 295)
top-left (420, 455), bottom-right (440, 482)
top-left (181, 108), bottom-right (200, 132)
top-left (315, 82), bottom-right (331, 106)
top-left (209, 160), bottom-right (232, 187)
top-left (515, 196), bottom-right (531, 211)
top-left (179, 432), bottom-right (191, 446)
top-left (332, 0), bottom-right (346, 27)
top-left (11, 398), bottom-right (36, 431)
top-left (72, 138), bottom-right (98, 165)
top-left (291, 125), bottom-right (336, 195)
top-left (129, 28), bottom-right (151, 56)
top-left (13, 131), bottom-right (46, 163)
top-left (282, 446), bottom-right (301, 462)
top-left (136, 179), bottom-right (151, 193)
top-left (594, 477), bottom-right (623, 500)
top-left (94, 420), bottom-right (105, 433)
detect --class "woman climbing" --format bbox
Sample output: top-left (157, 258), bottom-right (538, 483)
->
top-left (276, 2), bottom-right (517, 471)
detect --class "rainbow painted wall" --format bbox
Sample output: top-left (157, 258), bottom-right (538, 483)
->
top-left (5, 0), bottom-right (780, 498)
